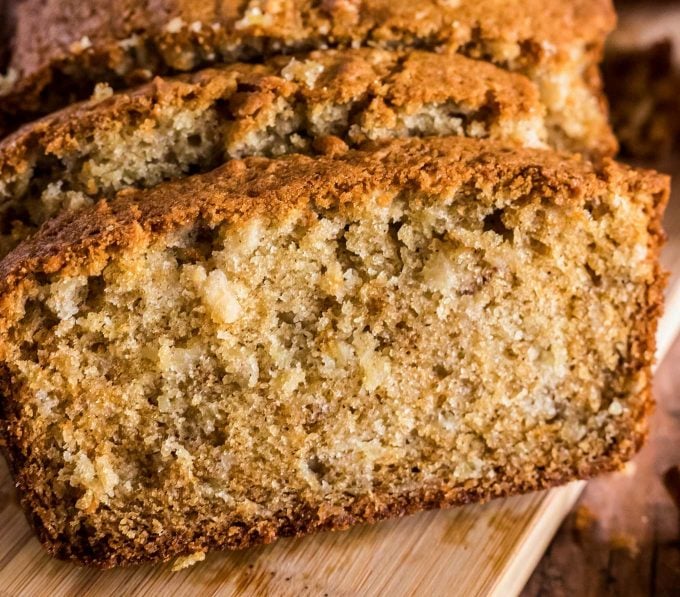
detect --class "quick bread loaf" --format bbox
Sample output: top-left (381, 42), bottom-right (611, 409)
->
top-left (0, 48), bottom-right (548, 257)
top-left (0, 0), bottom-right (617, 155)
top-left (0, 137), bottom-right (667, 567)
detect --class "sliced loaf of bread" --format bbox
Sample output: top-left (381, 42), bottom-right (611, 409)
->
top-left (0, 137), bottom-right (667, 567)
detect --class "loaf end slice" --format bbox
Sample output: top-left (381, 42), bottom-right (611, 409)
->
top-left (0, 137), bottom-right (667, 568)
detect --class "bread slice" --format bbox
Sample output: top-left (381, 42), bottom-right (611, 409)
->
top-left (0, 48), bottom-right (548, 257)
top-left (0, 137), bottom-right (667, 568)
top-left (0, 0), bottom-right (617, 155)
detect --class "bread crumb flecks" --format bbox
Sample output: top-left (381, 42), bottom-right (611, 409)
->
top-left (0, 68), bottom-right (18, 97)
top-left (574, 505), bottom-right (595, 533)
top-left (611, 532), bottom-right (640, 557)
top-left (171, 551), bottom-right (206, 572)
top-left (69, 36), bottom-right (92, 53)
top-left (281, 58), bottom-right (325, 88)
top-left (165, 17), bottom-right (185, 33)
top-left (90, 83), bottom-right (114, 103)
top-left (235, 6), bottom-right (274, 30)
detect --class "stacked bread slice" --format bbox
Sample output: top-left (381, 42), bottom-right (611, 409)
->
top-left (2, 0), bottom-right (617, 153)
top-left (0, 0), bottom-right (670, 568)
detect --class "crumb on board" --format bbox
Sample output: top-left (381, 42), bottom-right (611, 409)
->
top-left (171, 551), bottom-right (206, 571)
top-left (620, 461), bottom-right (637, 478)
top-left (610, 532), bottom-right (640, 557)
top-left (573, 505), bottom-right (596, 533)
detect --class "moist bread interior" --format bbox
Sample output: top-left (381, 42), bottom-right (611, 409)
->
top-left (0, 153), bottom-right (662, 564)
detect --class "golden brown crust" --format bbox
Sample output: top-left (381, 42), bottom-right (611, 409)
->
top-left (0, 48), bottom-right (544, 183)
top-left (0, 0), bottom-right (616, 134)
top-left (0, 136), bottom-right (668, 569)
top-left (268, 48), bottom-right (542, 119)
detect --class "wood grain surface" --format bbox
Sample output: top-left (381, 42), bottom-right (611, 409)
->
top-left (0, 467), bottom-right (585, 597)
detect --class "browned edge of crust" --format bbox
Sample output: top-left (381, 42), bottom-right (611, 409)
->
top-left (0, 136), bottom-right (669, 568)
top-left (0, 435), bottom-right (649, 568)
top-left (623, 158), bottom-right (670, 453)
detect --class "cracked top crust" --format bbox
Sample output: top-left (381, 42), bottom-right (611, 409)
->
top-left (0, 47), bottom-right (545, 179)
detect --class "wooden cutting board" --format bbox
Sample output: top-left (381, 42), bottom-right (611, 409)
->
top-left (0, 174), bottom-right (678, 596)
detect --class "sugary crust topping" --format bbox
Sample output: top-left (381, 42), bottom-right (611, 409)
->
top-left (278, 49), bottom-right (542, 113)
top-left (0, 48), bottom-right (543, 180)
top-left (0, 136), bottom-right (668, 307)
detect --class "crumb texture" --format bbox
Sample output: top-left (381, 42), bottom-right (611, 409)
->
top-left (0, 138), bottom-right (665, 567)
